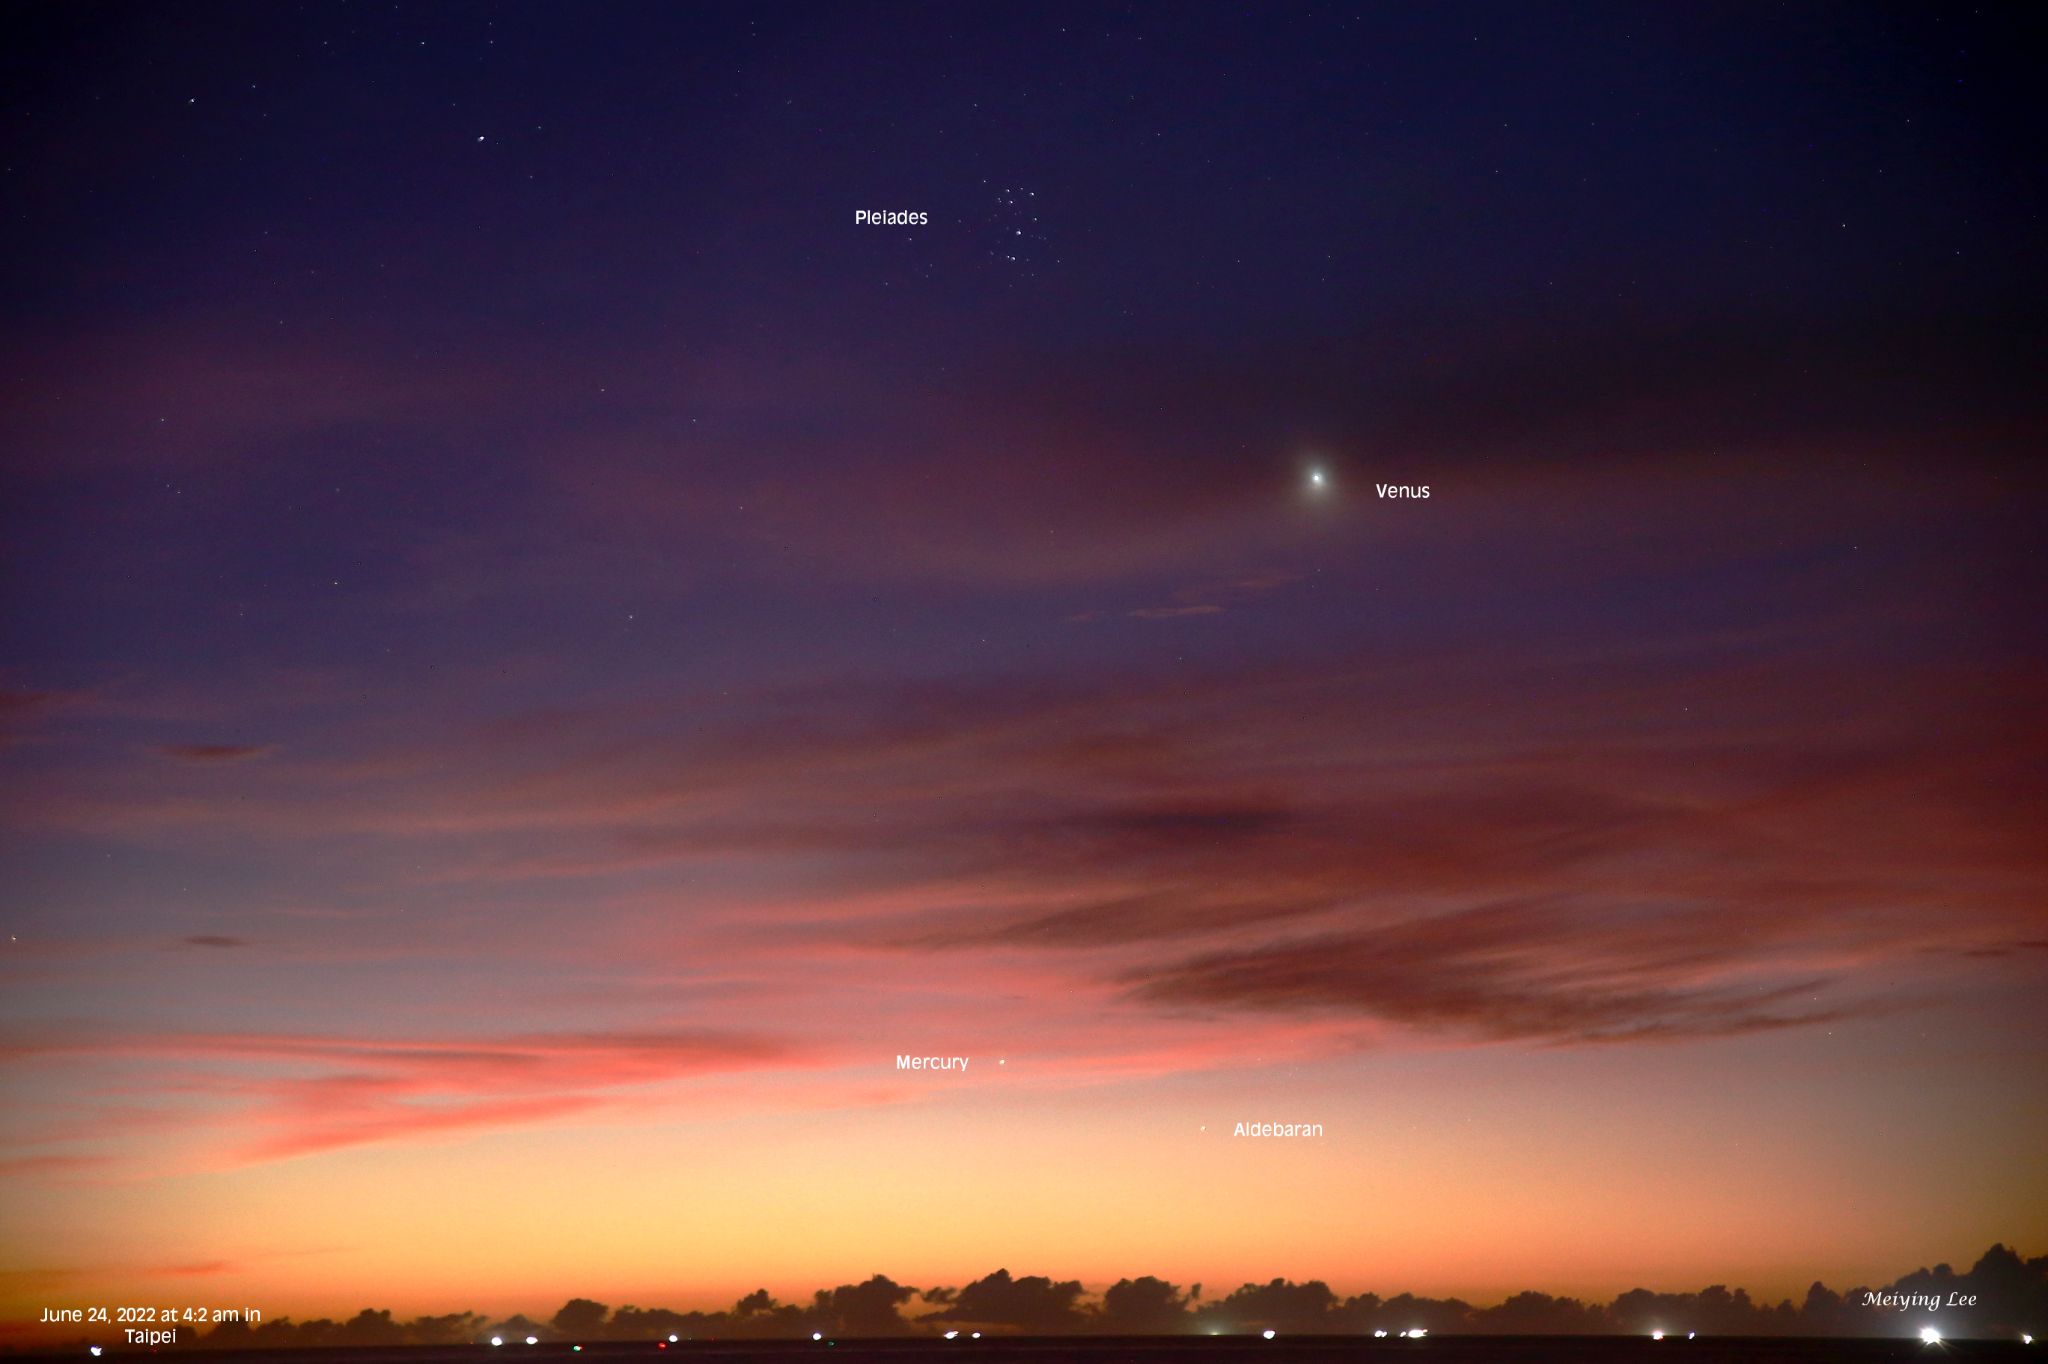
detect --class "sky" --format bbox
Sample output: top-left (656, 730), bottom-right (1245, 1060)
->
top-left (2, 0), bottom-right (2045, 1344)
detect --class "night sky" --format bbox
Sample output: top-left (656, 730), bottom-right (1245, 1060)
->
top-left (2, 0), bottom-right (2045, 1341)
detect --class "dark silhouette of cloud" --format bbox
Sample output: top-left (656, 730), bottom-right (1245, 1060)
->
top-left (810, 1275), bottom-right (918, 1335)
top-left (1195, 1278), bottom-right (1345, 1333)
top-left (1095, 1276), bottom-right (1193, 1332)
top-left (550, 1299), bottom-right (608, 1338)
top-left (180, 935), bottom-right (249, 949)
top-left (606, 1305), bottom-right (692, 1339)
top-left (1476, 1291), bottom-right (1607, 1333)
top-left (923, 1269), bottom-right (1088, 1333)
top-left (152, 1243), bottom-right (2048, 1346)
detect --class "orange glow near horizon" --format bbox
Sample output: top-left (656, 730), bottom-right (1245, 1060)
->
top-left (6, 967), bottom-right (2045, 1344)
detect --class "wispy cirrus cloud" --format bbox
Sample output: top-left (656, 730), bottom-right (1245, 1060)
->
top-left (1, 1026), bottom-right (826, 1168)
top-left (1121, 897), bottom-right (1859, 1045)
top-left (3, 625), bottom-right (2042, 1152)
top-left (153, 743), bottom-right (275, 764)
top-left (1128, 603), bottom-right (1224, 619)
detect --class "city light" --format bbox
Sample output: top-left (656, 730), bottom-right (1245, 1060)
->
top-left (1922, 1327), bottom-right (1942, 1345)
top-left (1262, 1329), bottom-right (1276, 1340)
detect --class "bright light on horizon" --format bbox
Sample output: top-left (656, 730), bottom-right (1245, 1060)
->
top-left (1922, 1327), bottom-right (1942, 1344)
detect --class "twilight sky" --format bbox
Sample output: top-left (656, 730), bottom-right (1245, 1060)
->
top-left (2, 0), bottom-right (2045, 1343)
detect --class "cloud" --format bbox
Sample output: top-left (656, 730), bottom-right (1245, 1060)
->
top-left (0, 683), bottom-right (85, 750)
top-left (0, 687), bottom-right (64, 723)
top-left (1096, 1276), bottom-right (1194, 1332)
top-left (0, 1154), bottom-right (116, 1178)
top-left (107, 1243), bottom-right (2046, 1344)
top-left (810, 1275), bottom-right (919, 1335)
top-left (1199, 1278), bottom-right (1343, 1333)
top-left (923, 1269), bottom-right (1088, 1333)
top-left (1123, 571), bottom-right (1304, 621)
top-left (8, 632), bottom-right (2040, 1073)
top-left (521, 293), bottom-right (2040, 596)
top-left (1128, 604), bottom-right (1224, 619)
top-left (0, 1027), bottom-right (818, 1166)
top-left (1950, 939), bottom-right (2048, 959)
top-left (179, 935), bottom-right (250, 949)
top-left (1121, 898), bottom-right (1856, 1045)
top-left (153, 743), bottom-right (275, 763)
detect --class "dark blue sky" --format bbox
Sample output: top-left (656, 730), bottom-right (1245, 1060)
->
top-left (1, 1), bottom-right (2044, 1327)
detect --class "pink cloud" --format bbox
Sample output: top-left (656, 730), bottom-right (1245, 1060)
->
top-left (2, 1027), bottom-right (828, 1168)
